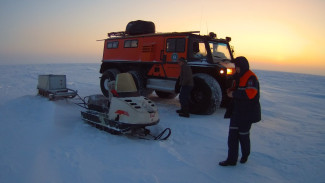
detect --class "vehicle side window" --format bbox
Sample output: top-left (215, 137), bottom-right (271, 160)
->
top-left (166, 38), bottom-right (185, 52)
top-left (124, 40), bottom-right (138, 48)
top-left (107, 41), bottom-right (119, 49)
top-left (188, 39), bottom-right (208, 60)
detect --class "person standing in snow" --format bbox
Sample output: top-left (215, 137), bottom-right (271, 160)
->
top-left (176, 57), bottom-right (194, 118)
top-left (219, 56), bottom-right (261, 166)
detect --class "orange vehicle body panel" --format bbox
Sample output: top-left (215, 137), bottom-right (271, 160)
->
top-left (103, 36), bottom-right (164, 62)
top-left (103, 35), bottom-right (188, 79)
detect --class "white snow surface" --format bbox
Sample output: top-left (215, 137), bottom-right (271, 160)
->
top-left (0, 63), bottom-right (325, 183)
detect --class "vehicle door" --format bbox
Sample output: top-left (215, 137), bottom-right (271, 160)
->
top-left (162, 36), bottom-right (187, 78)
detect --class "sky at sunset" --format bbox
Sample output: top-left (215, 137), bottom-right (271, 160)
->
top-left (0, 0), bottom-right (324, 76)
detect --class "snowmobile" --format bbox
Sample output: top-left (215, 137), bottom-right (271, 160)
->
top-left (79, 73), bottom-right (171, 140)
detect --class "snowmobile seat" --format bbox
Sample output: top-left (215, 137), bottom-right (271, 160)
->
top-left (115, 73), bottom-right (140, 97)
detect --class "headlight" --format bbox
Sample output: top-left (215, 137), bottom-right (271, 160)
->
top-left (227, 68), bottom-right (234, 75)
top-left (220, 68), bottom-right (234, 75)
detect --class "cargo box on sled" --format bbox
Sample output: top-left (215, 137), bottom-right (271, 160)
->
top-left (37, 74), bottom-right (77, 100)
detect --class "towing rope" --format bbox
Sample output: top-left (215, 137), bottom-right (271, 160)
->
top-left (72, 94), bottom-right (88, 109)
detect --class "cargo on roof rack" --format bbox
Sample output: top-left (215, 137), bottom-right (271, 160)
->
top-left (125, 20), bottom-right (155, 35)
top-left (107, 31), bottom-right (126, 38)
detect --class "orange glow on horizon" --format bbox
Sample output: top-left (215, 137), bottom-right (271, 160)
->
top-left (0, 0), bottom-right (324, 76)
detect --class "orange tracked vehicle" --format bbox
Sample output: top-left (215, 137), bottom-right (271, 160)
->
top-left (99, 20), bottom-right (235, 114)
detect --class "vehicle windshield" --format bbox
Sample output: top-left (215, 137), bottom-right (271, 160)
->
top-left (209, 42), bottom-right (231, 63)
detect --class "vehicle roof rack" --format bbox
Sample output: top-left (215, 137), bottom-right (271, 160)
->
top-left (107, 31), bottom-right (202, 38)
top-left (107, 31), bottom-right (126, 38)
top-left (172, 31), bottom-right (200, 34)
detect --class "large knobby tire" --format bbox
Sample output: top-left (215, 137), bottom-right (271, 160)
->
top-left (100, 69), bottom-right (120, 97)
top-left (190, 73), bottom-right (222, 115)
top-left (128, 70), bottom-right (153, 97)
top-left (155, 90), bottom-right (177, 99)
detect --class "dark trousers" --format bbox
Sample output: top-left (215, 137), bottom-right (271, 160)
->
top-left (179, 85), bottom-right (193, 113)
top-left (227, 119), bottom-right (252, 162)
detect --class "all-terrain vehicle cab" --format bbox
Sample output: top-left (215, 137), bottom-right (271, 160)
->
top-left (99, 20), bottom-right (235, 114)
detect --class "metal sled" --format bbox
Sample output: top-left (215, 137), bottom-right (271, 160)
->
top-left (37, 74), bottom-right (77, 100)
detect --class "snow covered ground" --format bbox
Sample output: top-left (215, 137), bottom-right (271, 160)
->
top-left (0, 63), bottom-right (324, 183)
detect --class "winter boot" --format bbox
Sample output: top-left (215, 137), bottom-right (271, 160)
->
top-left (219, 160), bottom-right (237, 166)
top-left (240, 156), bottom-right (248, 164)
top-left (179, 106), bottom-right (190, 117)
top-left (176, 109), bottom-right (183, 113)
top-left (179, 112), bottom-right (190, 118)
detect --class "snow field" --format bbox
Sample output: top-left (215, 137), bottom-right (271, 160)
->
top-left (0, 64), bottom-right (325, 183)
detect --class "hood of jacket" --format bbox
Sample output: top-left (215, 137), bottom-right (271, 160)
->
top-left (234, 56), bottom-right (249, 77)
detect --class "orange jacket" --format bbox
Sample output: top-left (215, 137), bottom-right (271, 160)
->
top-left (237, 70), bottom-right (259, 100)
top-left (228, 70), bottom-right (261, 123)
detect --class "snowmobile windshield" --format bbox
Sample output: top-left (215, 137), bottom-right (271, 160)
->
top-left (209, 42), bottom-right (231, 63)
